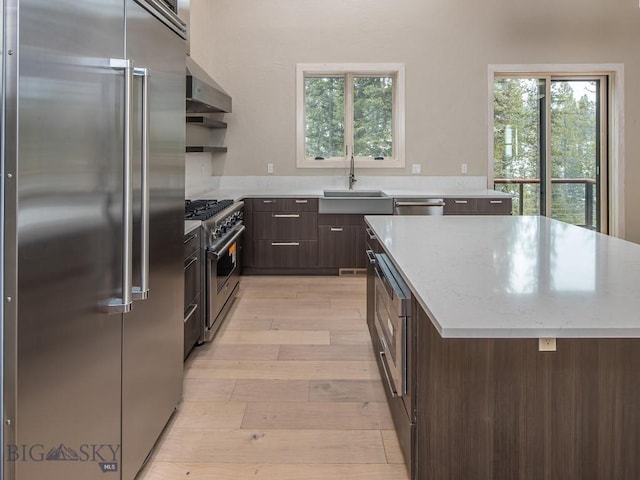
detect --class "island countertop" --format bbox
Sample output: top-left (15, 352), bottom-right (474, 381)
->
top-left (365, 215), bottom-right (640, 338)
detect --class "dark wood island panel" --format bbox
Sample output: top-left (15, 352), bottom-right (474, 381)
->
top-left (415, 306), bottom-right (640, 480)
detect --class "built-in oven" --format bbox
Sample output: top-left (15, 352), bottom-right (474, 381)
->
top-left (185, 199), bottom-right (244, 344)
top-left (206, 224), bottom-right (244, 341)
top-left (373, 253), bottom-right (411, 398)
top-left (370, 250), bottom-right (415, 477)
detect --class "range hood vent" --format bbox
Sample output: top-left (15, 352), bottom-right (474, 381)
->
top-left (186, 56), bottom-right (232, 113)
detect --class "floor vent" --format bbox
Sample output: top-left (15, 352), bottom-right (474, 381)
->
top-left (338, 268), bottom-right (366, 276)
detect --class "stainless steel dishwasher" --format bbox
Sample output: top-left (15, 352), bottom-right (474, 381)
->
top-left (394, 198), bottom-right (445, 215)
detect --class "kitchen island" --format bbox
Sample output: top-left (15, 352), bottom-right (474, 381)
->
top-left (365, 215), bottom-right (640, 480)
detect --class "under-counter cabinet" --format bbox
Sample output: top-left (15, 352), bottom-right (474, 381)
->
top-left (444, 197), bottom-right (512, 215)
top-left (318, 214), bottom-right (367, 270)
top-left (183, 229), bottom-right (202, 359)
top-left (243, 198), bottom-right (319, 273)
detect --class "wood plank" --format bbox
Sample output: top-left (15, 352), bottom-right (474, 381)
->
top-left (231, 379), bottom-right (310, 402)
top-left (191, 344), bottom-right (280, 361)
top-left (138, 462), bottom-right (409, 480)
top-left (184, 360), bottom-right (380, 380)
top-left (153, 429), bottom-right (388, 464)
top-left (216, 330), bottom-right (330, 345)
top-left (224, 318), bottom-right (274, 330)
top-left (278, 344), bottom-right (374, 361)
top-left (381, 429), bottom-right (406, 464)
top-left (309, 380), bottom-right (387, 402)
top-left (172, 401), bottom-right (247, 429)
top-left (181, 378), bottom-right (236, 402)
top-left (241, 402), bottom-right (394, 430)
top-left (272, 317), bottom-right (365, 331)
top-left (331, 330), bottom-right (373, 345)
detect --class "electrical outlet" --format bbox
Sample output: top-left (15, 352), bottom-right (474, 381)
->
top-left (461, 163), bottom-right (468, 174)
top-left (267, 163), bottom-right (274, 174)
top-left (412, 164), bottom-right (421, 175)
top-left (538, 337), bottom-right (557, 352)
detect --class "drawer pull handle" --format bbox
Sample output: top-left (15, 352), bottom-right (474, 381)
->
top-left (295, 199), bottom-right (308, 204)
top-left (489, 200), bottom-right (503, 204)
top-left (273, 214), bottom-right (300, 218)
top-left (184, 256), bottom-right (198, 270)
top-left (365, 227), bottom-right (376, 240)
top-left (184, 303), bottom-right (198, 323)
top-left (330, 227), bottom-right (343, 232)
top-left (183, 232), bottom-right (198, 244)
top-left (263, 200), bottom-right (276, 204)
top-left (271, 242), bottom-right (300, 246)
top-left (454, 200), bottom-right (468, 204)
top-left (379, 351), bottom-right (398, 398)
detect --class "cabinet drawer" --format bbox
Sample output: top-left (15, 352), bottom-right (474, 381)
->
top-left (253, 240), bottom-right (318, 268)
top-left (253, 211), bottom-right (318, 240)
top-left (183, 300), bottom-right (201, 360)
top-left (253, 198), bottom-right (318, 212)
top-left (184, 229), bottom-right (201, 257)
top-left (184, 252), bottom-right (201, 308)
top-left (443, 198), bottom-right (477, 215)
top-left (477, 198), bottom-right (512, 215)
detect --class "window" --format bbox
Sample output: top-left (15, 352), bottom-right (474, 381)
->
top-left (296, 64), bottom-right (405, 168)
top-left (489, 64), bottom-right (625, 236)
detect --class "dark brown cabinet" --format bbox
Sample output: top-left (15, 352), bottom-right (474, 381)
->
top-left (317, 214), bottom-right (367, 270)
top-left (367, 262), bottom-right (640, 480)
top-left (244, 198), bottom-right (319, 273)
top-left (183, 229), bottom-right (202, 359)
top-left (444, 196), bottom-right (512, 215)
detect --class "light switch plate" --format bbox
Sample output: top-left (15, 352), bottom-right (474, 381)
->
top-left (267, 163), bottom-right (274, 174)
top-left (412, 164), bottom-right (421, 174)
top-left (461, 163), bottom-right (468, 174)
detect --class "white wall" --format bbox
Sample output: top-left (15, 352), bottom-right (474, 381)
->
top-left (189, 0), bottom-right (640, 242)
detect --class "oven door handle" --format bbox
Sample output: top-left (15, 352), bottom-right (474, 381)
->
top-left (209, 225), bottom-right (245, 260)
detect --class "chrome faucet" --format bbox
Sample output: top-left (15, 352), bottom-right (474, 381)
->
top-left (348, 151), bottom-right (357, 190)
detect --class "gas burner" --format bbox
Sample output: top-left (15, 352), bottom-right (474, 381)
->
top-left (184, 199), bottom-right (234, 220)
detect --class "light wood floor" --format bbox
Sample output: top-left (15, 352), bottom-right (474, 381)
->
top-left (137, 275), bottom-right (410, 480)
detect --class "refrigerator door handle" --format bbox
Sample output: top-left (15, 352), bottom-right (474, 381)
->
top-left (133, 67), bottom-right (150, 301)
top-left (105, 58), bottom-right (134, 314)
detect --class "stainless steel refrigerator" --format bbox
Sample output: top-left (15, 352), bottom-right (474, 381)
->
top-left (1, 1), bottom-right (186, 479)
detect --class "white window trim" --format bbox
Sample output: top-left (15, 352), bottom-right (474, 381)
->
top-left (487, 63), bottom-right (625, 238)
top-left (296, 63), bottom-right (405, 169)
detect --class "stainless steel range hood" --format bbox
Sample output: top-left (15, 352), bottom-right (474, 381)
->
top-left (186, 56), bottom-right (232, 113)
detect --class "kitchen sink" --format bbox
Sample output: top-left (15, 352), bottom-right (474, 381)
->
top-left (323, 189), bottom-right (388, 198)
top-left (319, 190), bottom-right (394, 214)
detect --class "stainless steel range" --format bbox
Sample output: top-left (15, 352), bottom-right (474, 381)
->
top-left (185, 199), bottom-right (244, 342)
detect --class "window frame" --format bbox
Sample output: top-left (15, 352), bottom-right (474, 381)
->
top-left (296, 63), bottom-right (405, 169)
top-left (488, 64), bottom-right (625, 238)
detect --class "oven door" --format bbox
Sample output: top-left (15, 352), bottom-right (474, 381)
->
top-left (373, 257), bottom-right (408, 397)
top-left (205, 225), bottom-right (245, 340)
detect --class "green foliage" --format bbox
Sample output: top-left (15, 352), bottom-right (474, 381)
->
top-left (493, 78), bottom-right (599, 228)
top-left (304, 75), bottom-right (394, 159)
top-left (353, 77), bottom-right (393, 157)
top-left (305, 77), bottom-right (345, 158)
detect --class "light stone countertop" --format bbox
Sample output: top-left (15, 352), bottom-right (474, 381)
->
top-left (365, 215), bottom-right (640, 339)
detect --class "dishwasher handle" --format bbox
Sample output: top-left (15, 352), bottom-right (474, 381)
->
top-left (394, 200), bottom-right (446, 207)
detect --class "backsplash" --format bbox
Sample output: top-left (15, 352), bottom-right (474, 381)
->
top-left (185, 173), bottom-right (488, 199)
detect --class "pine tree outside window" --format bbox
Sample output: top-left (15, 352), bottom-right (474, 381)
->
top-left (296, 64), bottom-right (405, 168)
